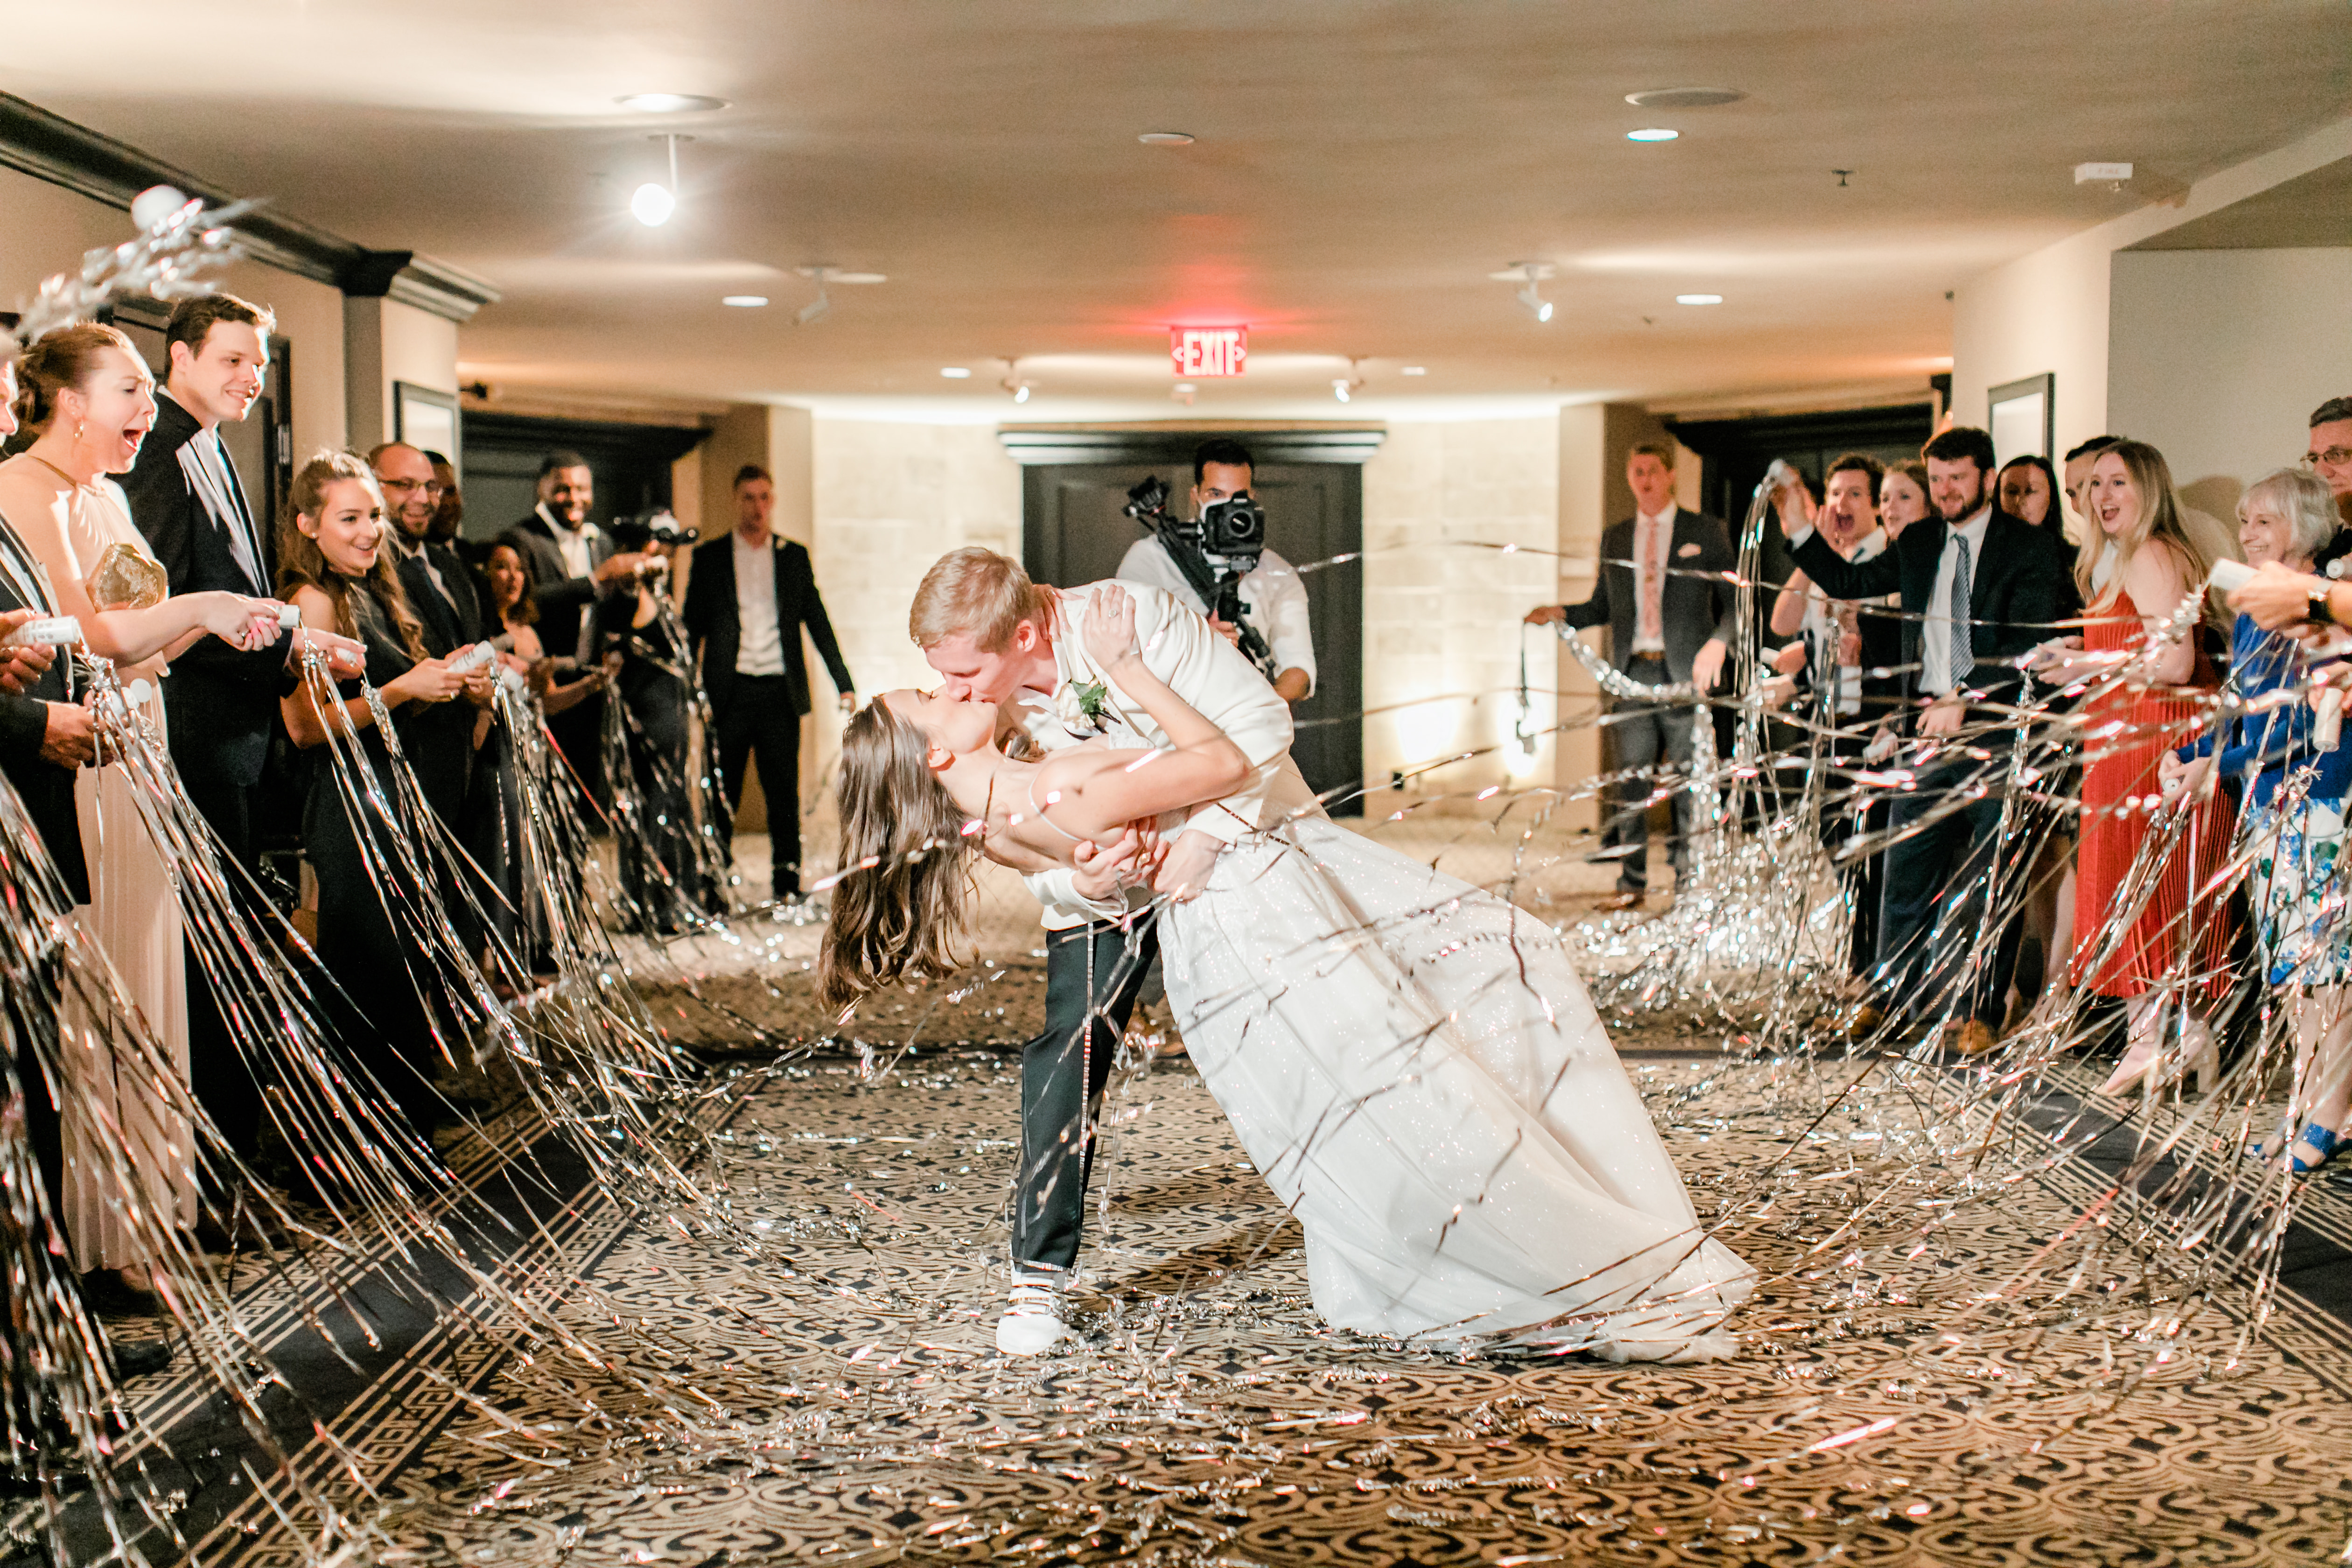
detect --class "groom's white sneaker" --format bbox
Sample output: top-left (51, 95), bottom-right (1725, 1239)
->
top-left (996, 1268), bottom-right (1072, 1356)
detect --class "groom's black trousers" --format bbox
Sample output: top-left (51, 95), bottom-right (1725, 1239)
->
top-left (1012, 911), bottom-right (1159, 1274)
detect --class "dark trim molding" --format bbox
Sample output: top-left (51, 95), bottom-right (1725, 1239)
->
top-left (999, 426), bottom-right (1386, 466)
top-left (0, 92), bottom-right (500, 324)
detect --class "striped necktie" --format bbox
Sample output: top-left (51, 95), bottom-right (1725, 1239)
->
top-left (1949, 532), bottom-right (1975, 687)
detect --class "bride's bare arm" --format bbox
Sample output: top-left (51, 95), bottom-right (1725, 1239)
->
top-left (1036, 585), bottom-right (1247, 837)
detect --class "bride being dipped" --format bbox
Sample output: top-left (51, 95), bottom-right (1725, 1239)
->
top-left (821, 551), bottom-right (1753, 1361)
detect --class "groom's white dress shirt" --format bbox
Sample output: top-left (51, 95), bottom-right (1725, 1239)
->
top-left (1014, 581), bottom-right (1309, 930)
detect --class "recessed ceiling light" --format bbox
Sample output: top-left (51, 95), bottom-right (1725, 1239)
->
top-left (1677, 293), bottom-right (1723, 305)
top-left (940, 367), bottom-right (972, 378)
top-left (1138, 131), bottom-right (1196, 146)
top-left (616, 92), bottom-right (729, 113)
top-left (1624, 87), bottom-right (1746, 110)
top-left (1626, 127), bottom-right (1679, 142)
top-left (721, 294), bottom-right (768, 308)
top-left (1400, 366), bottom-right (1427, 376)
top-left (797, 266), bottom-right (889, 285)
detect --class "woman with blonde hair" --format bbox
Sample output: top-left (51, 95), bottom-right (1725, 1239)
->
top-left (2051, 439), bottom-right (2234, 1095)
top-left (0, 323), bottom-right (287, 1309)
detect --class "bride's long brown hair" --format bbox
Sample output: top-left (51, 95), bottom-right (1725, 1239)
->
top-left (817, 697), bottom-right (978, 1014)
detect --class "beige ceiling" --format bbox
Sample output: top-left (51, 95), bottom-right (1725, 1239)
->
top-left (5, 0), bottom-right (2347, 421)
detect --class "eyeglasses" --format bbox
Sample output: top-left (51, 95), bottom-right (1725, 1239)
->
top-left (2305, 447), bottom-right (2352, 470)
top-left (379, 477), bottom-right (446, 495)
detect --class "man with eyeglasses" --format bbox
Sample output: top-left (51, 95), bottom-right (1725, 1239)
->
top-left (2306, 398), bottom-right (2352, 567)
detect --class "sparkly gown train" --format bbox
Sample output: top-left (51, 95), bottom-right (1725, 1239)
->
top-left (1159, 802), bottom-right (1757, 1360)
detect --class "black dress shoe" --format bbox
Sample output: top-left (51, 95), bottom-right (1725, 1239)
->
top-left (107, 1337), bottom-right (172, 1379)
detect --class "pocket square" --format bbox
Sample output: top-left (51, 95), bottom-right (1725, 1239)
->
top-left (1676, 541), bottom-right (1702, 559)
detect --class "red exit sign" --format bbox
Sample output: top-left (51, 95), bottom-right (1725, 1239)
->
top-left (1170, 326), bottom-right (1247, 377)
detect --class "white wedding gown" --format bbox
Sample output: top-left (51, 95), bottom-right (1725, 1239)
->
top-left (1159, 809), bottom-right (1756, 1360)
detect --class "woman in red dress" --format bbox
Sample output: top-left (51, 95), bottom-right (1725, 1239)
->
top-left (2058, 441), bottom-right (2234, 1095)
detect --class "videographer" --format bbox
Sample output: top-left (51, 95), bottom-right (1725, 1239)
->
top-left (1117, 438), bottom-right (1315, 704)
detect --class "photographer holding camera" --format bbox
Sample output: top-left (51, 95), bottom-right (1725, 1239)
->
top-left (1117, 438), bottom-right (1315, 704)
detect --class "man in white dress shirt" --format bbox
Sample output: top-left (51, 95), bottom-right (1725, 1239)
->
top-left (1783, 426), bottom-right (2079, 1055)
top-left (910, 546), bottom-right (1303, 1354)
top-left (1115, 438), bottom-right (1315, 705)
top-left (681, 464), bottom-right (854, 903)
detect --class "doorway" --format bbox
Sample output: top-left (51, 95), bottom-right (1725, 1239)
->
top-left (1009, 428), bottom-right (1376, 814)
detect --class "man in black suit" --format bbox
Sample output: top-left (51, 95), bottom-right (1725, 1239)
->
top-left (499, 452), bottom-right (641, 816)
top-left (681, 463), bottom-right (854, 904)
top-left (122, 296), bottom-right (362, 1185)
top-left (1526, 441), bottom-right (1736, 909)
top-left (1783, 426), bottom-right (2081, 1056)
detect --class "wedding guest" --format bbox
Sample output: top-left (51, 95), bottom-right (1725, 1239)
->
top-left (121, 295), bottom-right (359, 1213)
top-left (1767, 453), bottom-right (1898, 984)
top-left (2045, 440), bottom-right (2231, 1094)
top-left (681, 464), bottom-right (854, 906)
top-left (0, 324), bottom-right (285, 1309)
top-left (482, 541), bottom-right (602, 962)
top-left (1879, 461), bottom-right (1932, 539)
top-left (1997, 455), bottom-right (2062, 530)
top-left (487, 542), bottom-right (604, 717)
top-left (2165, 468), bottom-right (2347, 1169)
top-left (599, 519), bottom-right (699, 930)
top-left (1525, 441), bottom-right (1736, 910)
top-left (279, 453), bottom-right (469, 1141)
top-left (499, 453), bottom-right (639, 817)
top-left (424, 450), bottom-right (465, 546)
top-left (1785, 426), bottom-right (2080, 1055)
top-left (2307, 398), bottom-right (2352, 570)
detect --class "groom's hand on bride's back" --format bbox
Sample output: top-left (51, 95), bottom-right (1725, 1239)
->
top-left (1153, 829), bottom-right (1222, 903)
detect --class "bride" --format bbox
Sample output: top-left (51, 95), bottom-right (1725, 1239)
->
top-left (822, 583), bottom-right (1754, 1360)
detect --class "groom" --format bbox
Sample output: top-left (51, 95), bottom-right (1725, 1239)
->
top-left (910, 546), bottom-right (1306, 1354)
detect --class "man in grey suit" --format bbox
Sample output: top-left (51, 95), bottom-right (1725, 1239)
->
top-left (1526, 441), bottom-right (1736, 909)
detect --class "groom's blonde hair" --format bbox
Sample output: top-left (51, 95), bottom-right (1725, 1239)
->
top-left (910, 546), bottom-right (1054, 652)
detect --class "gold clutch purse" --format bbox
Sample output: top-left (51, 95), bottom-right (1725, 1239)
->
top-left (89, 541), bottom-right (168, 610)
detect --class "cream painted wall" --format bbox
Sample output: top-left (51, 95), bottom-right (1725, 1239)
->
top-left (1953, 115), bottom-right (2352, 466)
top-left (0, 168), bottom-right (348, 457)
top-left (343, 296), bottom-right (459, 449)
top-left (1360, 417), bottom-right (1558, 800)
top-left (2109, 249), bottom-right (2352, 518)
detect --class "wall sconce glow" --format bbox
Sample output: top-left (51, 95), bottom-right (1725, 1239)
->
top-left (1626, 127), bottom-right (1680, 142)
top-left (630, 182), bottom-right (675, 226)
top-left (720, 295), bottom-right (768, 308)
top-left (939, 366), bottom-right (972, 378)
top-left (1676, 293), bottom-right (1724, 305)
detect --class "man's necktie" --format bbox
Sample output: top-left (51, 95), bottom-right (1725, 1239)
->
top-left (1638, 518), bottom-right (1664, 645)
top-left (1949, 533), bottom-right (1975, 688)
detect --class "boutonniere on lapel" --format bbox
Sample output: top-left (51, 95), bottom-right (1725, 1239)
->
top-left (1056, 678), bottom-right (1112, 736)
top-left (1675, 541), bottom-right (1702, 559)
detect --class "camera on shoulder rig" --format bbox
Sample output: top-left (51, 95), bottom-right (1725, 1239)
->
top-left (610, 508), bottom-right (697, 580)
top-left (1123, 476), bottom-right (1280, 679)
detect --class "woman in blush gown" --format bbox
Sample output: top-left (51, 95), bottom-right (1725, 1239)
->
top-left (0, 324), bottom-right (286, 1306)
top-left (823, 583), bottom-right (1755, 1362)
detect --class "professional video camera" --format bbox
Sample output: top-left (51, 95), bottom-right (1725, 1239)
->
top-left (1122, 476), bottom-right (1281, 679)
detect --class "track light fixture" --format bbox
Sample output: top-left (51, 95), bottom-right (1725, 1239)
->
top-left (999, 359), bottom-right (1032, 403)
top-left (1491, 262), bottom-right (1557, 324)
top-left (796, 289), bottom-right (830, 325)
top-left (789, 266), bottom-right (884, 326)
top-left (1331, 358), bottom-right (1366, 404)
top-left (631, 134), bottom-right (685, 226)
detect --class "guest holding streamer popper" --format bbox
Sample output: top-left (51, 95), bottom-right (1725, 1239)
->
top-left (597, 513), bottom-right (701, 933)
top-left (2166, 468), bottom-right (2351, 1172)
top-left (278, 452), bottom-right (471, 1144)
top-left (0, 324), bottom-right (287, 1313)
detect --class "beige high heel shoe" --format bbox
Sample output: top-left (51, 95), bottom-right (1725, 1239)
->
top-left (2097, 1016), bottom-right (2219, 1098)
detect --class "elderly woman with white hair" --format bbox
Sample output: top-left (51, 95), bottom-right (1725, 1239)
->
top-left (2166, 466), bottom-right (2352, 1174)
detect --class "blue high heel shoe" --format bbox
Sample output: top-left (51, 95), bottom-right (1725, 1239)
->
top-left (2290, 1123), bottom-right (2340, 1176)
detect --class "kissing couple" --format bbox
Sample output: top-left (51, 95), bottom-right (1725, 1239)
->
top-left (820, 546), bottom-right (1753, 1359)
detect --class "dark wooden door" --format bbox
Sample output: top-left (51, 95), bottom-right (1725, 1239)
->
top-left (1018, 441), bottom-right (1365, 814)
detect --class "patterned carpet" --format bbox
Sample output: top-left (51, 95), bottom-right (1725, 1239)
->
top-left (69, 1030), bottom-right (2352, 1568)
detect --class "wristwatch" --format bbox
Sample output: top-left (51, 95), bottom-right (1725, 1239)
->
top-left (2310, 581), bottom-right (2339, 627)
